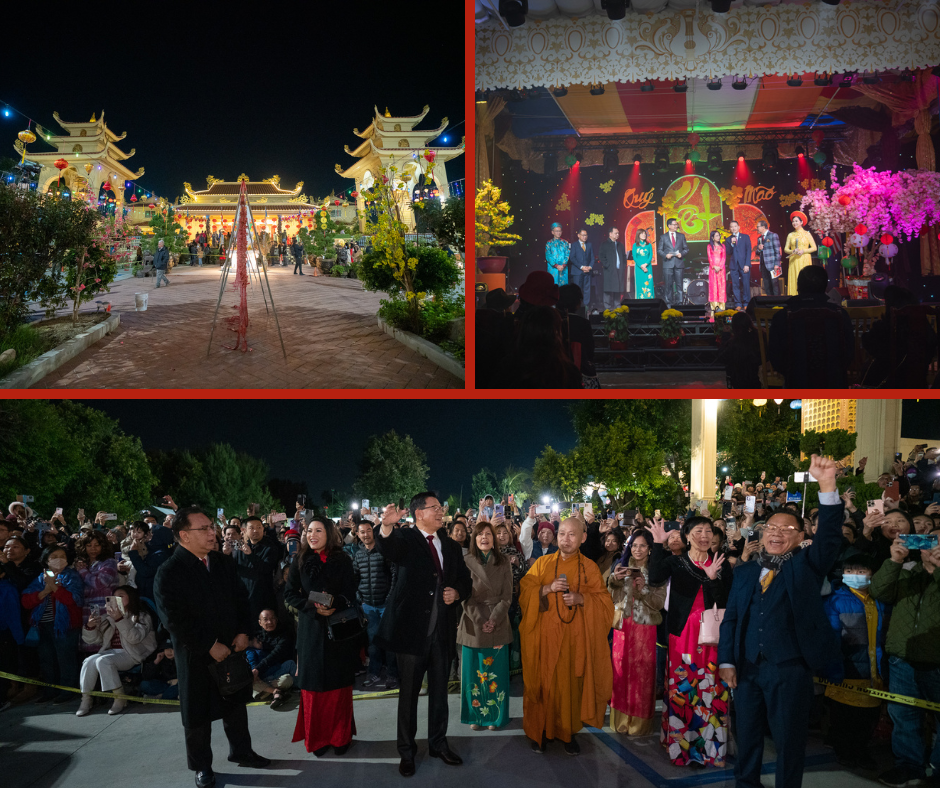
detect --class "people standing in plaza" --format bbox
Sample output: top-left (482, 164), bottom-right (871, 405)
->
top-left (707, 229), bottom-right (727, 318)
top-left (725, 220), bottom-right (752, 310)
top-left (718, 455), bottom-right (844, 788)
top-left (783, 211), bottom-right (817, 296)
top-left (756, 220), bottom-right (783, 296)
top-left (373, 494), bottom-right (472, 778)
top-left (153, 240), bottom-right (170, 288)
top-left (657, 219), bottom-right (688, 307)
top-left (632, 228), bottom-right (654, 300)
top-left (599, 226), bottom-right (627, 310)
top-left (292, 237), bottom-right (305, 275)
top-left (352, 520), bottom-right (398, 690)
top-left (568, 229), bottom-right (594, 312)
top-left (154, 508), bottom-right (269, 788)
top-left (546, 222), bottom-right (570, 286)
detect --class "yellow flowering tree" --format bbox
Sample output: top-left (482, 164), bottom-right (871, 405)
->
top-left (475, 179), bottom-right (522, 257)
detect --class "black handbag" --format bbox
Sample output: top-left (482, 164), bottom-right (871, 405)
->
top-left (326, 599), bottom-right (367, 642)
top-left (207, 651), bottom-right (253, 696)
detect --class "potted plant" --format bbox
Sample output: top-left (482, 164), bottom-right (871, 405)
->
top-left (475, 179), bottom-right (522, 274)
top-left (603, 305), bottom-right (630, 349)
top-left (713, 308), bottom-right (736, 337)
top-left (659, 308), bottom-right (684, 347)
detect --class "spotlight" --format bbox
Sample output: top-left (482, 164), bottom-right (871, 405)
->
top-left (551, 85), bottom-right (568, 97)
top-left (633, 153), bottom-right (642, 164)
top-left (711, 0), bottom-right (732, 12)
top-left (787, 74), bottom-right (803, 87)
top-left (707, 77), bottom-right (722, 90)
top-left (603, 149), bottom-right (619, 172)
top-left (762, 143), bottom-right (779, 168)
top-left (862, 72), bottom-right (880, 84)
top-left (589, 83), bottom-right (605, 96)
top-left (839, 71), bottom-right (856, 87)
top-left (707, 146), bottom-right (722, 171)
top-left (2, 108), bottom-right (9, 117)
top-left (737, 150), bottom-right (746, 161)
top-left (732, 76), bottom-right (747, 90)
top-left (640, 79), bottom-right (654, 92)
top-left (814, 72), bottom-right (832, 86)
top-left (601, 0), bottom-right (628, 21)
top-left (673, 79), bottom-right (688, 93)
top-left (498, 0), bottom-right (528, 27)
top-left (475, 90), bottom-right (490, 103)
top-left (795, 146), bottom-right (805, 158)
top-left (654, 147), bottom-right (669, 171)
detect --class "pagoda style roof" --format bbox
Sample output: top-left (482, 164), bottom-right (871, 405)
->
top-left (52, 111), bottom-right (127, 143)
top-left (176, 202), bottom-right (314, 212)
top-left (353, 105), bottom-right (432, 139)
top-left (185, 177), bottom-right (304, 199)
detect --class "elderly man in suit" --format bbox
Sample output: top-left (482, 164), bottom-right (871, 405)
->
top-left (656, 218), bottom-right (689, 306)
top-left (725, 220), bottom-right (753, 309)
top-left (155, 508), bottom-right (270, 788)
top-left (374, 493), bottom-right (473, 778)
top-left (568, 228), bottom-right (595, 313)
top-left (756, 219), bottom-right (783, 296)
top-left (718, 454), bottom-right (843, 788)
top-left (599, 227), bottom-right (628, 310)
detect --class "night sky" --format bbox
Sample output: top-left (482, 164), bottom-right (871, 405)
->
top-left (2, 3), bottom-right (464, 202)
top-left (81, 399), bottom-right (578, 506)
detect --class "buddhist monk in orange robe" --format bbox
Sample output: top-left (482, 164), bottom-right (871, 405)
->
top-left (520, 517), bottom-right (614, 754)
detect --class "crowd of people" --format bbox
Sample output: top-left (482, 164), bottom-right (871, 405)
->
top-left (2, 448), bottom-right (939, 788)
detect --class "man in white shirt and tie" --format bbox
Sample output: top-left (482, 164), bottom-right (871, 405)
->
top-left (656, 218), bottom-right (689, 306)
top-left (599, 227), bottom-right (628, 310)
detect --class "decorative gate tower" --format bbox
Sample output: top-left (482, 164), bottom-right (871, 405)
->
top-left (336, 105), bottom-right (464, 232)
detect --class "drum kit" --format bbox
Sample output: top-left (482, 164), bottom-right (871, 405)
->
top-left (680, 258), bottom-right (709, 305)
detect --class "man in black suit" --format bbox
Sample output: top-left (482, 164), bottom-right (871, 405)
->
top-left (598, 227), bottom-right (627, 310)
top-left (374, 493), bottom-right (473, 778)
top-left (656, 218), bottom-right (689, 306)
top-left (718, 455), bottom-right (843, 788)
top-left (725, 220), bottom-right (753, 309)
top-left (568, 228), bottom-right (595, 313)
top-left (155, 508), bottom-right (270, 788)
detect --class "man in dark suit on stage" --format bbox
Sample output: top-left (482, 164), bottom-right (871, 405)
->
top-left (568, 228), bottom-right (595, 313)
top-left (718, 454), bottom-right (844, 788)
top-left (725, 220), bottom-right (753, 309)
top-left (599, 226), bottom-right (628, 310)
top-left (155, 508), bottom-right (270, 788)
top-left (656, 218), bottom-right (689, 306)
top-left (756, 219), bottom-right (783, 296)
top-left (374, 493), bottom-right (473, 778)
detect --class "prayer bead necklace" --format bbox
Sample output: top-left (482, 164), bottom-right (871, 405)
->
top-left (553, 551), bottom-right (584, 624)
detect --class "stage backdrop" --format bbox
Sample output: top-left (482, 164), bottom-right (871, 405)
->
top-left (498, 154), bottom-right (850, 294)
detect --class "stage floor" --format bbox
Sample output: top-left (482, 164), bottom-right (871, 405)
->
top-left (598, 369), bottom-right (727, 388)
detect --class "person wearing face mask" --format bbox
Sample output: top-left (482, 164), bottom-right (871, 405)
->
top-left (648, 515), bottom-right (733, 767)
top-left (21, 545), bottom-right (85, 703)
top-left (717, 455), bottom-right (844, 788)
top-left (819, 555), bottom-right (885, 771)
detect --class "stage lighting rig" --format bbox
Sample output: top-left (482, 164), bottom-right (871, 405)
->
top-left (707, 146), bottom-right (722, 171)
top-left (706, 77), bottom-right (722, 91)
top-left (787, 74), bottom-right (803, 87)
top-left (732, 76), bottom-right (748, 90)
top-left (762, 143), bottom-right (779, 169)
top-left (601, 0), bottom-right (629, 21)
top-left (640, 80), bottom-right (654, 92)
top-left (839, 72), bottom-right (856, 87)
top-left (711, 0), bottom-right (732, 12)
top-left (654, 147), bottom-right (669, 172)
top-left (603, 149), bottom-right (619, 172)
top-left (814, 73), bottom-right (832, 86)
top-left (498, 0), bottom-right (528, 27)
top-left (551, 85), bottom-right (568, 97)
top-left (633, 153), bottom-right (642, 164)
top-left (589, 83), bottom-right (606, 96)
top-left (673, 79), bottom-right (688, 93)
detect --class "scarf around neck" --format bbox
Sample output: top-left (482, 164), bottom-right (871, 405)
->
top-left (757, 546), bottom-right (801, 571)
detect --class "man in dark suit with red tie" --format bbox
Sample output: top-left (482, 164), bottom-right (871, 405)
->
top-left (374, 493), bottom-right (473, 778)
top-left (726, 220), bottom-right (753, 309)
top-left (656, 218), bottom-right (689, 306)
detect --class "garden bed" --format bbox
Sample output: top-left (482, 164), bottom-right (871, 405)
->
top-left (377, 317), bottom-right (464, 381)
top-left (0, 313), bottom-right (119, 388)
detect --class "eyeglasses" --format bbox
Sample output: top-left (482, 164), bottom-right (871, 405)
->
top-left (419, 505), bottom-right (443, 513)
top-left (763, 525), bottom-right (800, 534)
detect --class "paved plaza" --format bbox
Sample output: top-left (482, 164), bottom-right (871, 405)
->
top-left (2, 675), bottom-right (892, 788)
top-left (30, 267), bottom-right (462, 389)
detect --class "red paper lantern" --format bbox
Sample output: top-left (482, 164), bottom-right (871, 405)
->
top-left (334, 199), bottom-right (341, 206)
top-left (102, 181), bottom-right (112, 191)
top-left (812, 129), bottom-right (825, 146)
top-left (821, 237), bottom-right (834, 247)
top-left (130, 194), bottom-right (138, 202)
top-left (855, 224), bottom-right (868, 235)
top-left (687, 132), bottom-right (701, 149)
top-left (838, 194), bottom-right (851, 206)
top-left (564, 135), bottom-right (577, 152)
top-left (351, 191), bottom-right (358, 198)
top-left (424, 150), bottom-right (436, 163)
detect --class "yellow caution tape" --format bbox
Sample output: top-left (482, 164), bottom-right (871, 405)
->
top-left (814, 679), bottom-right (940, 713)
top-left (0, 671), bottom-right (399, 707)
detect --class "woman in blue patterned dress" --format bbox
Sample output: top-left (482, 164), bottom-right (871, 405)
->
top-left (545, 222), bottom-right (570, 286)
top-left (632, 229), bottom-right (654, 299)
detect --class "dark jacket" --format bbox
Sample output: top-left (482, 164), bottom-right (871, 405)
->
top-left (153, 547), bottom-right (253, 728)
top-left (153, 246), bottom-right (170, 270)
top-left (657, 230), bottom-right (690, 268)
top-left (649, 546), bottom-right (733, 637)
top-left (291, 242), bottom-right (304, 262)
top-left (870, 556), bottom-right (940, 667)
top-left (821, 584), bottom-right (886, 684)
top-left (373, 525), bottom-right (472, 657)
top-left (128, 527), bottom-right (174, 602)
top-left (283, 549), bottom-right (360, 692)
top-left (251, 622), bottom-right (295, 677)
top-left (725, 232), bottom-right (753, 273)
top-left (598, 238), bottom-right (628, 293)
top-left (232, 535), bottom-right (283, 621)
top-left (568, 239), bottom-right (594, 277)
top-left (352, 545), bottom-right (396, 607)
top-left (717, 501), bottom-right (844, 671)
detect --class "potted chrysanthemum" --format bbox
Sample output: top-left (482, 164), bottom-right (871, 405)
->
top-left (659, 308), bottom-right (684, 347)
top-left (603, 305), bottom-right (630, 350)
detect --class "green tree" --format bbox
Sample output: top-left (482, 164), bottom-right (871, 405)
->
top-left (297, 205), bottom-right (344, 261)
top-left (471, 467), bottom-right (500, 504)
top-left (716, 401), bottom-right (801, 486)
top-left (498, 465), bottom-right (531, 508)
top-left (412, 196), bottom-right (465, 253)
top-left (140, 203), bottom-right (188, 257)
top-left (531, 447), bottom-right (585, 502)
top-left (352, 430), bottom-right (430, 506)
top-left (799, 429), bottom-right (857, 462)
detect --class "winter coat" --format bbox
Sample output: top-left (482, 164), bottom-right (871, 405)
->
top-left (128, 526), bottom-right (174, 602)
top-left (22, 567), bottom-right (84, 637)
top-left (81, 610), bottom-right (158, 664)
top-left (153, 247), bottom-right (169, 270)
top-left (456, 552), bottom-right (513, 649)
top-left (870, 557), bottom-right (940, 667)
top-left (250, 623), bottom-right (295, 676)
top-left (352, 545), bottom-right (396, 607)
top-left (608, 560), bottom-right (666, 627)
top-left (283, 549), bottom-right (361, 692)
top-left (649, 544), bottom-right (733, 638)
top-left (820, 584), bottom-right (886, 684)
top-left (154, 548), bottom-right (253, 728)
top-left (231, 536), bottom-right (283, 621)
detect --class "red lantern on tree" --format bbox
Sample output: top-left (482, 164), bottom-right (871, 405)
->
top-left (53, 158), bottom-right (68, 186)
top-left (838, 194), bottom-right (851, 206)
top-left (880, 233), bottom-right (893, 244)
top-left (821, 237), bottom-right (834, 247)
top-left (564, 135), bottom-right (578, 152)
top-left (424, 149), bottom-right (436, 164)
top-left (855, 224), bottom-right (868, 235)
top-left (351, 191), bottom-right (358, 198)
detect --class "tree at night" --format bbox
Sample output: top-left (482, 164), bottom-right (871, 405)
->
top-left (353, 430), bottom-right (429, 506)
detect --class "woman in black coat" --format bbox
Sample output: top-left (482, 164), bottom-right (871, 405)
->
top-left (284, 516), bottom-right (360, 757)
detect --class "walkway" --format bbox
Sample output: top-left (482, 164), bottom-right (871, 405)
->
top-left (31, 266), bottom-right (461, 389)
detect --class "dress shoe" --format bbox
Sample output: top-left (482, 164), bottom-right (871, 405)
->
top-left (399, 758), bottom-right (416, 777)
top-left (195, 770), bottom-right (215, 788)
top-left (564, 737), bottom-right (580, 756)
top-left (76, 694), bottom-right (94, 717)
top-left (333, 742), bottom-right (351, 755)
top-left (470, 724), bottom-right (482, 731)
top-left (227, 751), bottom-right (271, 768)
top-left (428, 747), bottom-right (462, 766)
top-left (313, 745), bottom-right (330, 757)
top-left (531, 735), bottom-right (547, 753)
